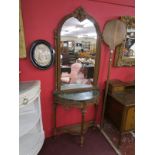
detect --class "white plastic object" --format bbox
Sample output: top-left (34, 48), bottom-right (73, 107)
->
top-left (19, 80), bottom-right (44, 155)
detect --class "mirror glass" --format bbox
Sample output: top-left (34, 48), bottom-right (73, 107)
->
top-left (122, 29), bottom-right (135, 58)
top-left (114, 16), bottom-right (135, 66)
top-left (60, 17), bottom-right (97, 90)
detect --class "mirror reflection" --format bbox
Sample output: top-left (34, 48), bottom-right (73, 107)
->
top-left (114, 16), bottom-right (135, 66)
top-left (122, 28), bottom-right (135, 59)
top-left (60, 17), bottom-right (97, 90)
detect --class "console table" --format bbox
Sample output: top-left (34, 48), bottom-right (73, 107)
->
top-left (53, 85), bottom-right (99, 147)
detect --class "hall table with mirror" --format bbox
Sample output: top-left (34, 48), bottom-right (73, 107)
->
top-left (104, 79), bottom-right (135, 146)
top-left (53, 7), bottom-right (101, 147)
top-left (53, 84), bottom-right (99, 147)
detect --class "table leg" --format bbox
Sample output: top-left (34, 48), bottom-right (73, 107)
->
top-left (80, 105), bottom-right (86, 147)
top-left (53, 103), bottom-right (57, 136)
top-left (93, 103), bottom-right (98, 129)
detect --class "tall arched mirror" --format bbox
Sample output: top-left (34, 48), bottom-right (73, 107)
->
top-left (55, 7), bottom-right (101, 91)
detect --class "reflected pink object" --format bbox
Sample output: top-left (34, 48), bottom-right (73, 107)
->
top-left (61, 62), bottom-right (91, 84)
top-left (70, 63), bottom-right (83, 83)
top-left (61, 72), bottom-right (70, 83)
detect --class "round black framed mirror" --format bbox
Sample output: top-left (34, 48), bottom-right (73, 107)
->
top-left (30, 40), bottom-right (55, 70)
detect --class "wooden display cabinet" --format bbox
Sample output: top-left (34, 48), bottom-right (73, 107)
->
top-left (105, 80), bottom-right (135, 146)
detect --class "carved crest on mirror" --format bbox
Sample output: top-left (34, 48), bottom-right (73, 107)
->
top-left (72, 7), bottom-right (87, 22)
top-left (55, 7), bottom-right (101, 92)
top-left (114, 16), bottom-right (135, 67)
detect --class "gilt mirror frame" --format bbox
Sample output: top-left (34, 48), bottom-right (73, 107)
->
top-left (55, 7), bottom-right (101, 92)
top-left (114, 16), bottom-right (135, 67)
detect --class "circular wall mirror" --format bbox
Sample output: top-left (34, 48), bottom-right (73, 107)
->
top-left (30, 40), bottom-right (55, 70)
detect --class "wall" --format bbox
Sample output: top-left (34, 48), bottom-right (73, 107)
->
top-left (20, 0), bottom-right (135, 137)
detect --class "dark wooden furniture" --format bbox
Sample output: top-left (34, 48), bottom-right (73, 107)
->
top-left (53, 85), bottom-right (99, 147)
top-left (105, 80), bottom-right (135, 146)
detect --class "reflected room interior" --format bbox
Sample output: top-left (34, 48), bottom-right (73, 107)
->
top-left (114, 16), bottom-right (135, 67)
top-left (60, 17), bottom-right (97, 89)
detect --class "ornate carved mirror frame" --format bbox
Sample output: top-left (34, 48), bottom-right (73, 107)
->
top-left (114, 16), bottom-right (135, 67)
top-left (55, 7), bottom-right (101, 92)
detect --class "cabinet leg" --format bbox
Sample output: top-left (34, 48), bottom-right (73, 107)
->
top-left (80, 106), bottom-right (86, 147)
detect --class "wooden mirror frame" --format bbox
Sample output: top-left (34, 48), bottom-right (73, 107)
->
top-left (114, 16), bottom-right (135, 67)
top-left (19, 0), bottom-right (26, 58)
top-left (55, 7), bottom-right (101, 92)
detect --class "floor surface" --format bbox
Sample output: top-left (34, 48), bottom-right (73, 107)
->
top-left (38, 128), bottom-right (117, 155)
